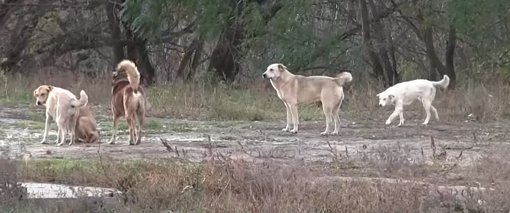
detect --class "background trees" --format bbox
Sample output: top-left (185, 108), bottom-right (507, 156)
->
top-left (0, 0), bottom-right (509, 88)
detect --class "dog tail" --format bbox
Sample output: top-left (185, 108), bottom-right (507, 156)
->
top-left (71, 90), bottom-right (88, 108)
top-left (432, 75), bottom-right (450, 89)
top-left (334, 72), bottom-right (353, 86)
top-left (117, 60), bottom-right (140, 93)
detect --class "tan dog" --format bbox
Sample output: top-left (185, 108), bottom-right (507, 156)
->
top-left (33, 85), bottom-right (88, 146)
top-left (73, 106), bottom-right (99, 143)
top-left (108, 60), bottom-right (146, 145)
top-left (262, 63), bottom-right (353, 135)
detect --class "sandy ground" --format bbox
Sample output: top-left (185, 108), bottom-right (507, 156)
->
top-left (0, 104), bottom-right (509, 167)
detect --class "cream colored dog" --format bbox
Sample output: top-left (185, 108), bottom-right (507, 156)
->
top-left (377, 75), bottom-right (450, 126)
top-left (262, 63), bottom-right (353, 135)
top-left (33, 85), bottom-right (88, 146)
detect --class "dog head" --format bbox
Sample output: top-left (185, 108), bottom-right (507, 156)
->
top-left (376, 92), bottom-right (395, 107)
top-left (262, 63), bottom-right (286, 80)
top-left (33, 85), bottom-right (53, 106)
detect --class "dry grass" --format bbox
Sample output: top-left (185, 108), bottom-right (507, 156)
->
top-left (2, 71), bottom-right (510, 212)
top-left (0, 143), bottom-right (507, 213)
top-left (2, 70), bottom-right (510, 124)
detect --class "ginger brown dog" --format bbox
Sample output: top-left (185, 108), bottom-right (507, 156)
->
top-left (262, 63), bottom-right (353, 135)
top-left (108, 60), bottom-right (146, 145)
top-left (73, 106), bottom-right (99, 143)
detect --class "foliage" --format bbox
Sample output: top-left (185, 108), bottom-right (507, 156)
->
top-left (121, 0), bottom-right (230, 43)
top-left (448, 0), bottom-right (510, 66)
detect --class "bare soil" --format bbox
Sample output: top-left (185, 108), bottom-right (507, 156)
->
top-left (1, 104), bottom-right (509, 168)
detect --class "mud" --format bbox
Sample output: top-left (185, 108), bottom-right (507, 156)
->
top-left (1, 104), bottom-right (509, 166)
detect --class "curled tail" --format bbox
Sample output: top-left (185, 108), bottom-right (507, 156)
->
top-left (432, 75), bottom-right (450, 89)
top-left (117, 60), bottom-right (140, 93)
top-left (71, 90), bottom-right (88, 108)
top-left (334, 72), bottom-right (353, 87)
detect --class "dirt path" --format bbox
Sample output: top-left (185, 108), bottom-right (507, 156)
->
top-left (1, 104), bottom-right (509, 166)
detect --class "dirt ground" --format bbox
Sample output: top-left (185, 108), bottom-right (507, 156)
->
top-left (1, 104), bottom-right (509, 168)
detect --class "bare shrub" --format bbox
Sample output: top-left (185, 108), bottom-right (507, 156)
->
top-left (0, 157), bottom-right (27, 208)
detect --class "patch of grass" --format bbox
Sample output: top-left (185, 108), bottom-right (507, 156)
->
top-left (13, 121), bottom-right (45, 130)
top-left (164, 122), bottom-right (195, 132)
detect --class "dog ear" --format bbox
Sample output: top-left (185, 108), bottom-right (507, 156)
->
top-left (33, 89), bottom-right (37, 97)
top-left (46, 86), bottom-right (53, 92)
top-left (277, 63), bottom-right (287, 71)
top-left (388, 94), bottom-right (395, 100)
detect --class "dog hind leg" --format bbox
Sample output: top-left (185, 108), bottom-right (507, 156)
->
top-left (321, 108), bottom-right (332, 136)
top-left (126, 113), bottom-right (136, 145)
top-left (57, 120), bottom-right (67, 146)
top-left (430, 105), bottom-right (439, 121)
top-left (108, 116), bottom-right (119, 144)
top-left (421, 99), bottom-right (433, 125)
top-left (331, 98), bottom-right (343, 135)
top-left (135, 108), bottom-right (144, 145)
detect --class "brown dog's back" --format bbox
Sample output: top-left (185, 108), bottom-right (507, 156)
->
top-left (75, 107), bottom-right (99, 143)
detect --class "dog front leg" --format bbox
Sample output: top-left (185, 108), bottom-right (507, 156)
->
top-left (289, 104), bottom-right (299, 133)
top-left (386, 106), bottom-right (403, 126)
top-left (40, 113), bottom-right (51, 144)
top-left (281, 102), bottom-right (291, 132)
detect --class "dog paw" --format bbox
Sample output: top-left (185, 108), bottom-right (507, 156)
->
top-left (421, 122), bottom-right (428, 126)
top-left (385, 120), bottom-right (391, 125)
top-left (281, 128), bottom-right (290, 132)
top-left (108, 138), bottom-right (116, 144)
top-left (290, 129), bottom-right (298, 134)
top-left (331, 131), bottom-right (339, 136)
top-left (320, 132), bottom-right (329, 136)
top-left (57, 142), bottom-right (64, 146)
top-left (40, 140), bottom-right (48, 144)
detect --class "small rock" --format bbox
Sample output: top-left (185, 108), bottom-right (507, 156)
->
top-left (46, 150), bottom-right (51, 155)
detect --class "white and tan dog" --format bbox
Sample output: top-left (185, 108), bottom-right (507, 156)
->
top-left (376, 75), bottom-right (450, 126)
top-left (33, 85), bottom-right (88, 146)
top-left (262, 63), bottom-right (353, 135)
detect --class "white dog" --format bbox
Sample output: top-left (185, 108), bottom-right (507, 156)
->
top-left (377, 75), bottom-right (450, 126)
top-left (34, 85), bottom-right (88, 146)
top-left (262, 63), bottom-right (353, 135)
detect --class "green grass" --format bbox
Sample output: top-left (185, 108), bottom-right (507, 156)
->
top-left (13, 121), bottom-right (45, 130)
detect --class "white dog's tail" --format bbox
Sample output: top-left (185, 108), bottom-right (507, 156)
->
top-left (432, 75), bottom-right (450, 89)
top-left (334, 72), bottom-right (353, 86)
top-left (71, 90), bottom-right (88, 108)
top-left (117, 60), bottom-right (140, 93)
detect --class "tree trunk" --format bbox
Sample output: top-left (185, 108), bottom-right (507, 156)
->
top-left (105, 1), bottom-right (124, 66)
top-left (445, 23), bottom-right (457, 88)
top-left (417, 11), bottom-right (456, 88)
top-left (358, 0), bottom-right (393, 86)
top-left (125, 27), bottom-right (156, 86)
top-left (176, 38), bottom-right (201, 81)
top-left (367, 0), bottom-right (400, 85)
top-left (0, 0), bottom-right (45, 74)
top-left (106, 0), bottom-right (156, 86)
top-left (207, 0), bottom-right (244, 84)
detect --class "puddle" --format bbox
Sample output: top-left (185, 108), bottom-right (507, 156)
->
top-left (20, 182), bottom-right (121, 199)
